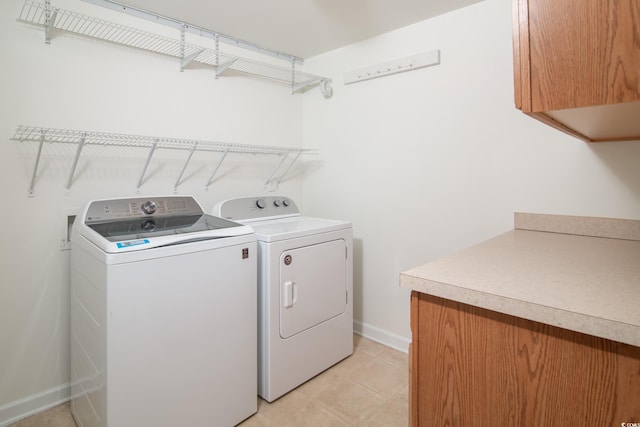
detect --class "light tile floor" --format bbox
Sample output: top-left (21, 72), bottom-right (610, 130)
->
top-left (10, 335), bottom-right (408, 427)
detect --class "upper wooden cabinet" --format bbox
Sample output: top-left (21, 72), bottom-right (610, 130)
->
top-left (512, 0), bottom-right (640, 142)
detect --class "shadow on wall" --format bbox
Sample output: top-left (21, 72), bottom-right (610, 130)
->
top-left (589, 141), bottom-right (640, 208)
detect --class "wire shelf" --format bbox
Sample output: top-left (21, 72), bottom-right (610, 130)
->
top-left (17, 0), bottom-right (331, 91)
top-left (12, 125), bottom-right (316, 154)
top-left (12, 125), bottom-right (318, 195)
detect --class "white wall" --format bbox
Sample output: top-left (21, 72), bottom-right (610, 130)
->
top-left (301, 0), bottom-right (640, 349)
top-left (0, 0), bottom-right (304, 422)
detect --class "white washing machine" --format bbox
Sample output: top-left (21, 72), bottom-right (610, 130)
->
top-left (215, 196), bottom-right (353, 402)
top-left (70, 195), bottom-right (257, 427)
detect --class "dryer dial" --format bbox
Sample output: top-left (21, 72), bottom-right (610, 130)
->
top-left (274, 200), bottom-right (281, 207)
top-left (256, 198), bottom-right (266, 209)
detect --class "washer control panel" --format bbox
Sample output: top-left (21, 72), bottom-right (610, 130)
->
top-left (85, 196), bottom-right (204, 223)
top-left (216, 196), bottom-right (299, 221)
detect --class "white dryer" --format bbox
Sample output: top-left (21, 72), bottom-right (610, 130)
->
top-left (71, 196), bottom-right (257, 427)
top-left (215, 196), bottom-right (353, 402)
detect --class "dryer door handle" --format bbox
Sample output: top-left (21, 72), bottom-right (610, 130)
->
top-left (283, 280), bottom-right (297, 308)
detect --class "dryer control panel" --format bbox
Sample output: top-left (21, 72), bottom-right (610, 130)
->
top-left (215, 196), bottom-right (299, 221)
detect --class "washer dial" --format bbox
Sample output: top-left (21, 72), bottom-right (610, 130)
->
top-left (141, 200), bottom-right (157, 215)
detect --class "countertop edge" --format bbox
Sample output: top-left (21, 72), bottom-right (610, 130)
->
top-left (401, 213), bottom-right (640, 348)
top-left (400, 272), bottom-right (640, 347)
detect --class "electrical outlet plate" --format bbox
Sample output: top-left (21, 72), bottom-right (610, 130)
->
top-left (61, 208), bottom-right (80, 251)
top-left (343, 49), bottom-right (440, 85)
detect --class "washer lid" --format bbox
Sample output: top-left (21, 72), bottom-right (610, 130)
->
top-left (249, 216), bottom-right (351, 242)
top-left (77, 195), bottom-right (253, 253)
top-left (87, 213), bottom-right (244, 242)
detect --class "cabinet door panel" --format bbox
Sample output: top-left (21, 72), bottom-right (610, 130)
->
top-left (409, 292), bottom-right (640, 426)
top-left (528, 0), bottom-right (640, 111)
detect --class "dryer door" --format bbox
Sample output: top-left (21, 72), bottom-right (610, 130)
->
top-left (279, 239), bottom-right (347, 339)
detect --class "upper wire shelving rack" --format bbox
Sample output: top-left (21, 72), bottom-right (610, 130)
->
top-left (12, 125), bottom-right (318, 196)
top-left (16, 0), bottom-right (333, 96)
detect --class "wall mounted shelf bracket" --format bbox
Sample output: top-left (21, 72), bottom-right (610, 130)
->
top-left (27, 131), bottom-right (46, 197)
top-left (181, 49), bottom-right (204, 71)
top-left (66, 133), bottom-right (85, 190)
top-left (136, 141), bottom-right (157, 191)
top-left (215, 59), bottom-right (238, 78)
top-left (264, 151), bottom-right (303, 190)
top-left (206, 146), bottom-right (231, 189)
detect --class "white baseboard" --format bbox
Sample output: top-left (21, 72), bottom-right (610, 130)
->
top-left (0, 383), bottom-right (70, 427)
top-left (353, 320), bottom-right (411, 354)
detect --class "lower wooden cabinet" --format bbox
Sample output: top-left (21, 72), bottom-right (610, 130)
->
top-left (409, 291), bottom-right (640, 426)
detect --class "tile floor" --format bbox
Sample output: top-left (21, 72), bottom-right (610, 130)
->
top-left (10, 335), bottom-right (408, 427)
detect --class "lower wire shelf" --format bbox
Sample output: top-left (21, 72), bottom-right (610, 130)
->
top-left (11, 125), bottom-right (318, 195)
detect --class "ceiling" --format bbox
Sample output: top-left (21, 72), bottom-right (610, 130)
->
top-left (109, 0), bottom-right (485, 59)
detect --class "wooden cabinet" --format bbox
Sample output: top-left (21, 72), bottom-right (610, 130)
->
top-left (409, 291), bottom-right (640, 426)
top-left (512, 0), bottom-right (640, 142)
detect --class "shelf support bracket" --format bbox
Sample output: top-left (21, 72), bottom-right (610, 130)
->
top-left (215, 34), bottom-right (219, 69)
top-left (214, 58), bottom-right (237, 77)
top-left (174, 144), bottom-right (197, 192)
top-left (27, 131), bottom-right (46, 197)
top-left (65, 133), bottom-right (86, 190)
top-left (179, 24), bottom-right (204, 71)
top-left (205, 146), bottom-right (231, 189)
top-left (45, 5), bottom-right (58, 44)
top-left (276, 152), bottom-right (302, 185)
top-left (292, 77), bottom-right (322, 94)
top-left (264, 153), bottom-right (289, 187)
top-left (290, 60), bottom-right (296, 95)
top-left (136, 141), bottom-right (157, 192)
top-left (181, 49), bottom-right (204, 71)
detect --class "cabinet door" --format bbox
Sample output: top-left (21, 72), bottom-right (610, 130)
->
top-left (517, 0), bottom-right (640, 112)
top-left (409, 291), bottom-right (640, 426)
top-left (513, 0), bottom-right (640, 141)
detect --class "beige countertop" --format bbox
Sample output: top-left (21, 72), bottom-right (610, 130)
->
top-left (400, 213), bottom-right (640, 347)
